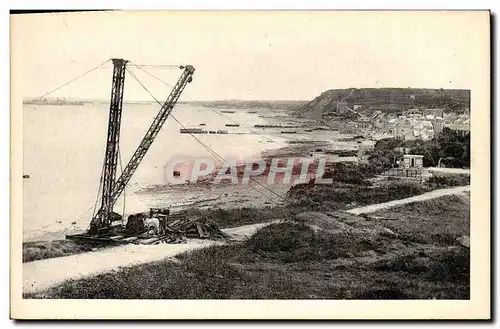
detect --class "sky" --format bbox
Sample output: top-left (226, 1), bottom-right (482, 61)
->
top-left (11, 11), bottom-right (489, 101)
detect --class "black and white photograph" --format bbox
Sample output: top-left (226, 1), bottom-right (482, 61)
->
top-left (10, 10), bottom-right (490, 319)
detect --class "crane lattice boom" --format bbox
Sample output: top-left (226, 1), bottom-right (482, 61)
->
top-left (90, 61), bottom-right (195, 233)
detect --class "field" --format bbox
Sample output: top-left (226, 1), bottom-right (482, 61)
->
top-left (26, 193), bottom-right (469, 299)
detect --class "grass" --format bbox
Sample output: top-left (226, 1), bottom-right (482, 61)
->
top-left (287, 180), bottom-right (431, 212)
top-left (425, 174), bottom-right (470, 188)
top-left (245, 222), bottom-right (382, 263)
top-left (23, 240), bottom-right (96, 263)
top-left (27, 193), bottom-right (470, 300)
top-left (368, 194), bottom-right (470, 246)
top-left (24, 173), bottom-right (469, 264)
top-left (286, 164), bottom-right (470, 214)
top-left (180, 206), bottom-right (293, 229)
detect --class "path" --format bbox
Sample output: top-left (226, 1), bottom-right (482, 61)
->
top-left (23, 221), bottom-right (274, 294)
top-left (345, 185), bottom-right (470, 215)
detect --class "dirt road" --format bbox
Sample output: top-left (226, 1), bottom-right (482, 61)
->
top-left (346, 185), bottom-right (470, 215)
top-left (23, 221), bottom-right (275, 294)
top-left (223, 220), bottom-right (280, 241)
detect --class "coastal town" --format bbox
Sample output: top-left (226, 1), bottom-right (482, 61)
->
top-left (337, 105), bottom-right (470, 141)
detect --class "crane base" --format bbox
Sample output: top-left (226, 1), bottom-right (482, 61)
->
top-left (65, 233), bottom-right (128, 245)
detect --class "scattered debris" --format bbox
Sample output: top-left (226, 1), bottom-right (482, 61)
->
top-left (67, 209), bottom-right (231, 246)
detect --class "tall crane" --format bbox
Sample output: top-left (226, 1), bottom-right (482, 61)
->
top-left (88, 58), bottom-right (195, 234)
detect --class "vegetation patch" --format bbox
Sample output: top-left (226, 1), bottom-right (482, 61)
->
top-left (368, 128), bottom-right (470, 169)
top-left (23, 240), bottom-right (96, 263)
top-left (181, 206), bottom-right (293, 229)
top-left (28, 212), bottom-right (469, 300)
top-left (25, 184), bottom-right (470, 300)
top-left (287, 180), bottom-right (430, 212)
top-left (425, 174), bottom-right (470, 188)
top-left (245, 222), bottom-right (377, 263)
top-left (369, 194), bottom-right (470, 246)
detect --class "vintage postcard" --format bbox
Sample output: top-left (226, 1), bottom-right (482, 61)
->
top-left (10, 10), bottom-right (490, 319)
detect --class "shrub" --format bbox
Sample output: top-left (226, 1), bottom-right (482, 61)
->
top-left (425, 174), bottom-right (470, 188)
top-left (23, 240), bottom-right (95, 263)
top-left (428, 248), bottom-right (470, 284)
top-left (246, 222), bottom-right (381, 263)
top-left (180, 206), bottom-right (292, 229)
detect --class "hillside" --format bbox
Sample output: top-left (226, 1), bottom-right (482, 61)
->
top-left (298, 88), bottom-right (471, 119)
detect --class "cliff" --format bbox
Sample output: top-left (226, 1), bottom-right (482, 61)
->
top-left (298, 88), bottom-right (471, 119)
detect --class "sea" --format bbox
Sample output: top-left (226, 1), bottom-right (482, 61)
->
top-left (22, 103), bottom-right (357, 241)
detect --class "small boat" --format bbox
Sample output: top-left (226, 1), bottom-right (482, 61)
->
top-left (199, 123), bottom-right (206, 126)
top-left (248, 111), bottom-right (257, 114)
top-left (304, 129), bottom-right (313, 132)
top-left (23, 174), bottom-right (30, 179)
top-left (209, 131), bottom-right (216, 134)
top-left (217, 130), bottom-right (228, 134)
top-left (225, 124), bottom-right (239, 127)
top-left (254, 124), bottom-right (281, 128)
top-left (180, 128), bottom-right (207, 134)
top-left (255, 124), bottom-right (300, 129)
top-left (281, 130), bottom-right (297, 134)
top-left (220, 110), bottom-right (235, 114)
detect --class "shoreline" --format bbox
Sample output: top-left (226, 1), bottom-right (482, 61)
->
top-left (23, 108), bottom-right (361, 243)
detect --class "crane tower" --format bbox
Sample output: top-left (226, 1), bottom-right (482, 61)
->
top-left (78, 58), bottom-right (195, 236)
top-left (91, 58), bottom-right (128, 233)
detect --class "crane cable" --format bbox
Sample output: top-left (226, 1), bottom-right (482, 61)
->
top-left (28, 59), bottom-right (277, 239)
top-left (124, 65), bottom-right (357, 243)
top-left (130, 63), bottom-right (325, 161)
top-left (118, 146), bottom-right (127, 225)
top-left (126, 68), bottom-right (230, 165)
top-left (29, 58), bottom-right (117, 233)
top-left (128, 64), bottom-right (184, 69)
top-left (48, 155), bottom-right (105, 240)
top-left (36, 59), bottom-right (111, 100)
top-left (125, 66), bottom-right (285, 203)
top-left (126, 66), bottom-right (284, 203)
top-left (38, 60), bottom-right (348, 240)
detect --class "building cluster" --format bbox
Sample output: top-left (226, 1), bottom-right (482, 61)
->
top-left (344, 106), bottom-right (470, 141)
